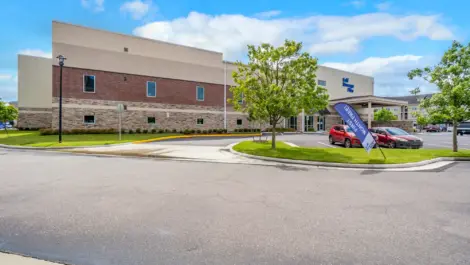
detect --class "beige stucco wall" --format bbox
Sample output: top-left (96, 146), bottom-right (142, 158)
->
top-left (17, 55), bottom-right (52, 108)
top-left (316, 66), bottom-right (374, 100)
top-left (53, 43), bottom-right (237, 86)
top-left (52, 21), bottom-right (223, 69)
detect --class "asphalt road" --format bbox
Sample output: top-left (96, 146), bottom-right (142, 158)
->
top-left (1, 150), bottom-right (470, 265)
top-left (154, 132), bottom-right (470, 149)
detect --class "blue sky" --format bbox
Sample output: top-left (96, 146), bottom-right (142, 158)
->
top-left (0, 0), bottom-right (468, 101)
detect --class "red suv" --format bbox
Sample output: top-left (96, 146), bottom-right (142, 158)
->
top-left (329, 124), bottom-right (377, 148)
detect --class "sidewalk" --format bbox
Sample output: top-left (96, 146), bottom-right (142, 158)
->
top-left (0, 252), bottom-right (62, 265)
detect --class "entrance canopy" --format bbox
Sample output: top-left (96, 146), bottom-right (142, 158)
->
top-left (329, 95), bottom-right (408, 108)
top-left (328, 96), bottom-right (409, 128)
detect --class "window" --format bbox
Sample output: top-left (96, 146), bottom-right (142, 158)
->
top-left (385, 128), bottom-right (409, 136)
top-left (334, 126), bottom-right (342, 131)
top-left (83, 75), bottom-right (95, 93)
top-left (197, 118), bottom-right (204, 125)
top-left (196, 86), bottom-right (204, 101)
top-left (124, 47), bottom-right (129, 52)
top-left (317, 80), bottom-right (327, 86)
top-left (147, 81), bottom-right (156, 97)
top-left (386, 108), bottom-right (390, 111)
top-left (148, 117), bottom-right (156, 124)
top-left (237, 119), bottom-right (243, 125)
top-left (238, 92), bottom-right (244, 104)
top-left (412, 107), bottom-right (417, 111)
top-left (84, 115), bottom-right (95, 124)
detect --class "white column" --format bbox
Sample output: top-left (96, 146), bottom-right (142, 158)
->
top-left (367, 101), bottom-right (372, 128)
top-left (301, 109), bottom-right (305, 132)
top-left (224, 62), bottom-right (227, 130)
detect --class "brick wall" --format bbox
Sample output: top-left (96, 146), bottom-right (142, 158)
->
top-left (53, 66), bottom-right (232, 107)
top-left (17, 111), bottom-right (52, 129)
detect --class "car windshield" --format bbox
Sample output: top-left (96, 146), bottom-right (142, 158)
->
top-left (385, 128), bottom-right (409, 135)
top-left (345, 126), bottom-right (353, 132)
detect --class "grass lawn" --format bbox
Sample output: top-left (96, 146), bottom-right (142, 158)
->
top-left (0, 130), bottom-right (179, 147)
top-left (233, 141), bottom-right (470, 164)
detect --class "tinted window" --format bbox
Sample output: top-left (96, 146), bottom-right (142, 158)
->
top-left (385, 128), bottom-right (409, 135)
top-left (196, 86), bottom-right (204, 101)
top-left (147, 81), bottom-right (156, 97)
top-left (148, 117), bottom-right (156, 124)
top-left (237, 119), bottom-right (242, 125)
top-left (197, 118), bottom-right (204, 125)
top-left (84, 115), bottom-right (95, 124)
top-left (334, 126), bottom-right (342, 131)
top-left (318, 80), bottom-right (327, 86)
top-left (83, 75), bottom-right (95, 92)
top-left (459, 122), bottom-right (470, 128)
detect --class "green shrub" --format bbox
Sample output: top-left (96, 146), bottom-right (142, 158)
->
top-left (136, 128), bottom-right (141, 134)
top-left (151, 128), bottom-right (157, 134)
top-left (196, 129), bottom-right (201, 134)
top-left (183, 129), bottom-right (190, 135)
top-left (121, 129), bottom-right (126, 134)
top-left (307, 128), bottom-right (316, 132)
top-left (202, 130), bottom-right (207, 134)
top-left (128, 129), bottom-right (134, 134)
top-left (164, 129), bottom-right (169, 133)
top-left (189, 129), bottom-right (195, 134)
top-left (143, 129), bottom-right (148, 134)
top-left (158, 129), bottom-right (164, 133)
top-left (172, 129), bottom-right (177, 133)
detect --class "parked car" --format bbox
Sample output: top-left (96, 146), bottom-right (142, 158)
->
top-left (329, 124), bottom-right (377, 148)
top-left (457, 122), bottom-right (470, 136)
top-left (370, 127), bottom-right (423, 149)
top-left (426, 125), bottom-right (440, 132)
top-left (0, 123), bottom-right (12, 130)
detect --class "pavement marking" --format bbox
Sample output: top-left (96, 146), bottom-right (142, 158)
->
top-left (285, 142), bottom-right (299, 147)
top-left (425, 143), bottom-right (451, 148)
top-left (318, 141), bottom-right (337, 148)
top-left (0, 252), bottom-right (62, 265)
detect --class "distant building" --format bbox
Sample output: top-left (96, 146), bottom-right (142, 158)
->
top-left (373, 94), bottom-right (434, 122)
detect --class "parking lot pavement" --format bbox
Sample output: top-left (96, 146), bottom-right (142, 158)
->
top-left (418, 133), bottom-right (470, 149)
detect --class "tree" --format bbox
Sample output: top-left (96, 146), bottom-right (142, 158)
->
top-left (374, 108), bottom-right (397, 122)
top-left (410, 87), bottom-right (421, 96)
top-left (408, 41), bottom-right (470, 152)
top-left (229, 40), bottom-right (329, 149)
top-left (0, 101), bottom-right (18, 136)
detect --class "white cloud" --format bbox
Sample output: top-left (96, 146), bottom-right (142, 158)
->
top-left (81, 0), bottom-right (104, 12)
top-left (254, 10), bottom-right (282, 19)
top-left (323, 55), bottom-right (438, 96)
top-left (309, 38), bottom-right (360, 55)
top-left (120, 0), bottom-right (152, 20)
top-left (376, 1), bottom-right (392, 11)
top-left (349, 0), bottom-right (365, 8)
top-left (133, 11), bottom-right (454, 60)
top-left (0, 74), bottom-right (13, 81)
top-left (18, 49), bottom-right (52, 58)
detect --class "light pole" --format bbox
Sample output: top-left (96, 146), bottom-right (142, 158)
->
top-left (57, 55), bottom-right (66, 143)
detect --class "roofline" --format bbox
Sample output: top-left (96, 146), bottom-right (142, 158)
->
top-left (319, 65), bottom-right (374, 79)
top-left (329, 96), bottom-right (408, 106)
top-left (52, 20), bottom-right (224, 56)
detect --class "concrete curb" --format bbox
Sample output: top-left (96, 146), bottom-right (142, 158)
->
top-left (133, 133), bottom-right (262, 144)
top-left (228, 144), bottom-right (470, 169)
top-left (0, 142), bottom-right (133, 151)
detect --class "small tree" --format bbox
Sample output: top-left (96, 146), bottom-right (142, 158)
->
top-left (374, 108), bottom-right (397, 122)
top-left (408, 41), bottom-right (470, 152)
top-left (230, 40), bottom-right (329, 149)
top-left (0, 101), bottom-right (18, 136)
top-left (416, 115), bottom-right (429, 131)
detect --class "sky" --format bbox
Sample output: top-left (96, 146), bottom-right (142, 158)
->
top-left (0, 0), bottom-right (468, 101)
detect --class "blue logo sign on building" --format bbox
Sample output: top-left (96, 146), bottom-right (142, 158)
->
top-left (342, 78), bottom-right (354, 93)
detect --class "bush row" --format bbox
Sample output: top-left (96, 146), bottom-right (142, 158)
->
top-left (38, 128), bottom-right (243, 135)
top-left (40, 128), bottom-right (117, 135)
top-left (233, 128), bottom-right (261, 133)
top-left (264, 128), bottom-right (297, 132)
top-left (182, 129), bottom-right (228, 135)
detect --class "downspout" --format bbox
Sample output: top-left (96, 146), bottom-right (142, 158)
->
top-left (224, 61), bottom-right (227, 130)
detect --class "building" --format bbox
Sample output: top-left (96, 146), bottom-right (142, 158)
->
top-left (18, 21), bottom-right (408, 132)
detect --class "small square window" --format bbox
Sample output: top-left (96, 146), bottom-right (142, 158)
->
top-left (237, 119), bottom-right (243, 125)
top-left (196, 86), bottom-right (204, 101)
top-left (83, 75), bottom-right (95, 93)
top-left (84, 115), bottom-right (95, 124)
top-left (197, 118), bottom-right (204, 125)
top-left (148, 117), bottom-right (156, 124)
top-left (124, 47), bottom-right (129, 52)
top-left (318, 80), bottom-right (327, 86)
top-left (147, 81), bottom-right (156, 97)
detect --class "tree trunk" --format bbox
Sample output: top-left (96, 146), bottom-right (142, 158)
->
top-left (3, 121), bottom-right (8, 137)
top-left (271, 122), bottom-right (276, 149)
top-left (453, 122), bottom-right (458, 152)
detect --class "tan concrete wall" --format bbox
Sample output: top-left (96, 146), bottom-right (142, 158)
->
top-left (52, 21), bottom-right (223, 68)
top-left (317, 66), bottom-right (374, 100)
top-left (17, 55), bottom-right (52, 108)
top-left (53, 43), bottom-right (237, 86)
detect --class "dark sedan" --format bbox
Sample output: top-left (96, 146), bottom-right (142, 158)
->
top-left (370, 127), bottom-right (423, 149)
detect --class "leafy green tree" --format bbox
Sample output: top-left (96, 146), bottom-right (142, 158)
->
top-left (374, 108), bottom-right (397, 122)
top-left (409, 87), bottom-right (421, 96)
top-left (408, 41), bottom-right (470, 152)
top-left (416, 115), bottom-right (429, 131)
top-left (0, 101), bottom-right (18, 136)
top-left (230, 40), bottom-right (329, 149)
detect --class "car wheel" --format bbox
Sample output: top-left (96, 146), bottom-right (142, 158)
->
top-left (329, 135), bottom-right (335, 145)
top-left (344, 139), bottom-right (352, 148)
top-left (389, 141), bottom-right (396, 148)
